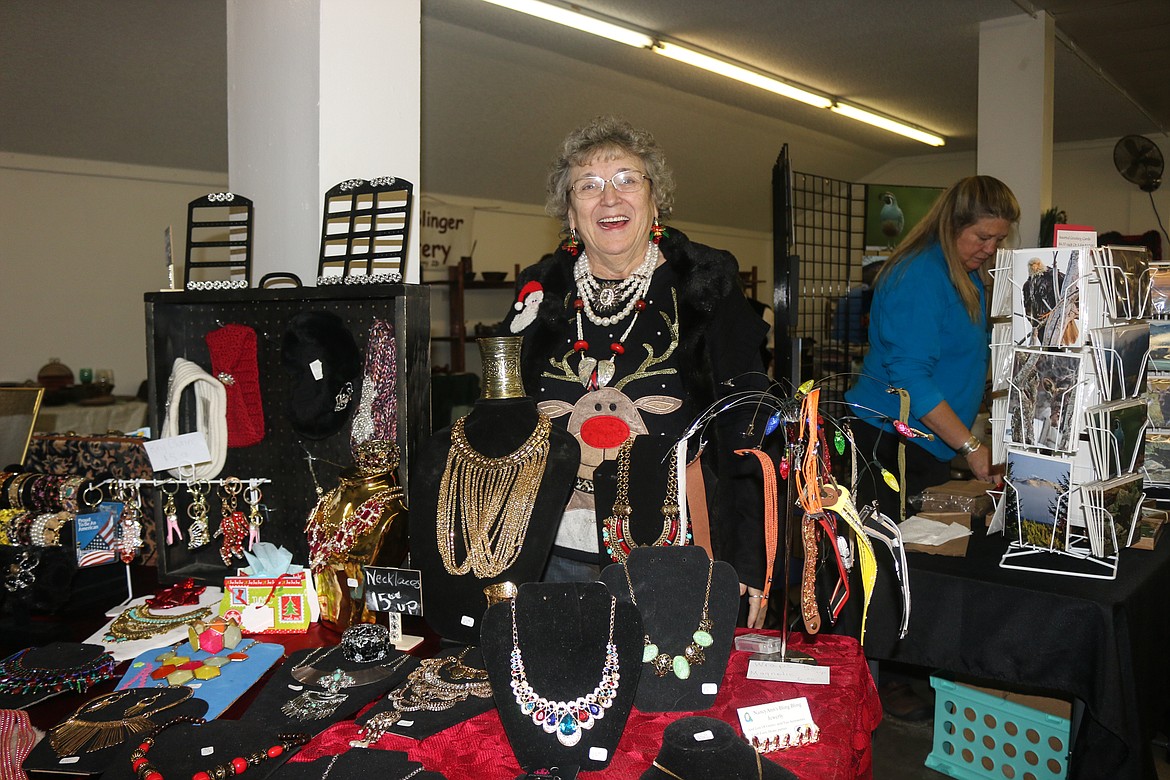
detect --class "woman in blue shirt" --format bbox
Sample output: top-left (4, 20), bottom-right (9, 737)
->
top-left (846, 176), bottom-right (1019, 521)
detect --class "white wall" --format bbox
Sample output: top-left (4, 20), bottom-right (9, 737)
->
top-left (7, 136), bottom-right (1166, 394)
top-left (0, 153), bottom-right (226, 393)
top-left (863, 138), bottom-right (1170, 248)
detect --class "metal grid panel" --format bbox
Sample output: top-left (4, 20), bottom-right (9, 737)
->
top-left (791, 172), bottom-right (866, 400)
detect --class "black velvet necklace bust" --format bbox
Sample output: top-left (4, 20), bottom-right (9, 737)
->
top-left (640, 716), bottom-right (799, 780)
top-left (600, 546), bottom-right (739, 712)
top-left (410, 397), bottom-right (579, 644)
top-left (480, 581), bottom-right (642, 772)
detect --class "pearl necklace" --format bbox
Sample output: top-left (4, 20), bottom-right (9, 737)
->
top-left (509, 594), bottom-right (620, 747)
top-left (572, 241), bottom-right (659, 388)
top-left (573, 241), bottom-right (659, 327)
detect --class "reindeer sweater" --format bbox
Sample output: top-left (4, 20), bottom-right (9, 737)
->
top-left (501, 227), bottom-right (772, 587)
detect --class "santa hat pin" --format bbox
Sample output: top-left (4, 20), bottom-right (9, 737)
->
top-left (515, 281), bottom-right (543, 311)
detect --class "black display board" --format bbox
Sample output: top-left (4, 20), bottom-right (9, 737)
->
top-left (144, 285), bottom-right (429, 582)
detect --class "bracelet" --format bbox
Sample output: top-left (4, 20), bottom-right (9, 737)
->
top-left (956, 435), bottom-right (981, 456)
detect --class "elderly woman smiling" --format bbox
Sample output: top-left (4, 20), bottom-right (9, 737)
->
top-left (501, 115), bottom-right (772, 625)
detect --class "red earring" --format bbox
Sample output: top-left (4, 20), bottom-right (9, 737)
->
top-left (561, 228), bottom-right (580, 256)
top-left (650, 219), bottom-right (666, 245)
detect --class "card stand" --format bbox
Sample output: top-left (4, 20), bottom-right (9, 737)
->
top-left (1089, 245), bottom-right (1153, 322)
top-left (1150, 321), bottom-right (1170, 372)
top-left (990, 393), bottom-right (1008, 465)
top-left (989, 321), bottom-right (1015, 392)
top-left (1005, 349), bottom-right (1095, 455)
top-left (144, 284), bottom-right (430, 582)
top-left (1150, 263), bottom-right (1170, 317)
top-left (317, 178), bottom-right (413, 281)
top-left (1082, 476), bottom-right (1145, 557)
top-left (1088, 324), bottom-right (1150, 402)
top-left (1083, 403), bottom-right (1148, 482)
top-left (1000, 481), bottom-right (1121, 580)
top-left (989, 250), bottom-right (1015, 319)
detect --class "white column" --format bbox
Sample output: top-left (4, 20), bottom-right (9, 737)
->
top-left (226, 0), bottom-right (421, 284)
top-left (977, 13), bottom-right (1054, 248)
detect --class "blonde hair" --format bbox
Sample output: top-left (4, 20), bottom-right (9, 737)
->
top-left (877, 176), bottom-right (1020, 321)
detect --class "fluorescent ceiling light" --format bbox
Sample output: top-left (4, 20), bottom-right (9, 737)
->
top-left (479, 0), bottom-right (654, 48)
top-left (654, 42), bottom-right (832, 110)
top-left (832, 102), bottom-right (946, 147)
top-left (476, 0), bottom-right (946, 146)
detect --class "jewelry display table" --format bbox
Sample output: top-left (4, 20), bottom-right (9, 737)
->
top-left (860, 524), bottom-right (1170, 780)
top-left (290, 630), bottom-right (880, 779)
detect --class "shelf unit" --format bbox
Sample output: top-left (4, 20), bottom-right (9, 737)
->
top-left (426, 257), bottom-right (519, 372)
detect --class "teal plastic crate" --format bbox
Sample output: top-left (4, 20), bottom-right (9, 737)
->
top-left (926, 677), bottom-right (1070, 780)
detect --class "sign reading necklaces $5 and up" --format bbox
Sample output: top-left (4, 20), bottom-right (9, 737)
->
top-left (363, 566), bottom-right (423, 616)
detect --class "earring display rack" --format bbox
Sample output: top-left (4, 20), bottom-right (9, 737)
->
top-left (144, 284), bottom-right (430, 583)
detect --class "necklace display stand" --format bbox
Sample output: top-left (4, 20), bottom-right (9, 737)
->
top-left (410, 338), bottom-right (578, 644)
top-left (599, 547), bottom-right (738, 712)
top-left (23, 687), bottom-right (209, 775)
top-left (0, 642), bottom-right (115, 710)
top-left (480, 581), bottom-right (641, 772)
top-left (355, 646), bottom-right (495, 742)
top-left (640, 716), bottom-right (799, 780)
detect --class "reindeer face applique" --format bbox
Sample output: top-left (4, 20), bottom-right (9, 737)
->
top-left (538, 285), bottom-right (685, 493)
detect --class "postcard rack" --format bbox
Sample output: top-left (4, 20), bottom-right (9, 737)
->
top-left (991, 245), bottom-right (1153, 580)
top-left (144, 283), bottom-right (430, 582)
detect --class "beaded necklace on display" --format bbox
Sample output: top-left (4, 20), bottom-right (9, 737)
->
top-left (571, 240), bottom-right (659, 389)
top-left (128, 716), bottom-right (310, 780)
top-left (624, 557), bottom-right (714, 680)
top-left (436, 413), bottom-right (552, 578)
top-left (509, 594), bottom-right (620, 747)
top-left (601, 439), bottom-right (689, 564)
top-left (356, 647), bottom-right (492, 745)
top-left (0, 647), bottom-right (117, 696)
top-left (105, 604), bottom-right (213, 643)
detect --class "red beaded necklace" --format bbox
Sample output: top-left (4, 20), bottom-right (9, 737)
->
top-left (129, 717), bottom-right (309, 780)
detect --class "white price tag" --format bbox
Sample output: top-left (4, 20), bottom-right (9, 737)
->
top-left (701, 683), bottom-right (718, 695)
top-left (460, 615), bottom-right (475, 627)
top-left (201, 746), bottom-right (215, 757)
top-left (144, 432), bottom-right (212, 472)
top-left (693, 730), bottom-right (715, 742)
top-left (310, 359), bottom-right (324, 380)
top-left (588, 747), bottom-right (608, 761)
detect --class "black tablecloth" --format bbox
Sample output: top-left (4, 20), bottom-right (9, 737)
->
top-left (860, 525), bottom-right (1170, 780)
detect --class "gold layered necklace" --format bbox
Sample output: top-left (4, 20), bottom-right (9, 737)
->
top-left (49, 689), bottom-right (193, 756)
top-left (436, 412), bottom-right (552, 578)
top-left (104, 604), bottom-right (212, 643)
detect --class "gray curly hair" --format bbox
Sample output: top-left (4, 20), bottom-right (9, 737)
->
top-left (545, 116), bottom-right (675, 229)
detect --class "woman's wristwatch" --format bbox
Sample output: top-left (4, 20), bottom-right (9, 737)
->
top-left (956, 435), bottom-right (982, 456)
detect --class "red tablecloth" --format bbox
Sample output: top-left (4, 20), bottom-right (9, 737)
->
top-left (291, 630), bottom-right (881, 779)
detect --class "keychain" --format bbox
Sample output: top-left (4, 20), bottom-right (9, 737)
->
top-left (161, 482), bottom-right (182, 545)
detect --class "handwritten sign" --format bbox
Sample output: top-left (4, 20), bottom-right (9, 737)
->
top-left (363, 566), bottom-right (423, 616)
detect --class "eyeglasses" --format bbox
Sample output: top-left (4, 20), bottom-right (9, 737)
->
top-left (569, 171), bottom-right (651, 199)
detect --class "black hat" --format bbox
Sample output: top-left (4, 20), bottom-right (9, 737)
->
top-left (281, 310), bottom-right (362, 439)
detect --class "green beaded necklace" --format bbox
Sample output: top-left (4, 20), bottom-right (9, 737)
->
top-left (623, 557), bottom-right (715, 680)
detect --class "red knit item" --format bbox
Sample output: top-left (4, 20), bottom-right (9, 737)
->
top-left (206, 324), bottom-right (265, 447)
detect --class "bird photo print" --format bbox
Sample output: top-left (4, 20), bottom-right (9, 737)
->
top-left (863, 184), bottom-right (943, 250)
